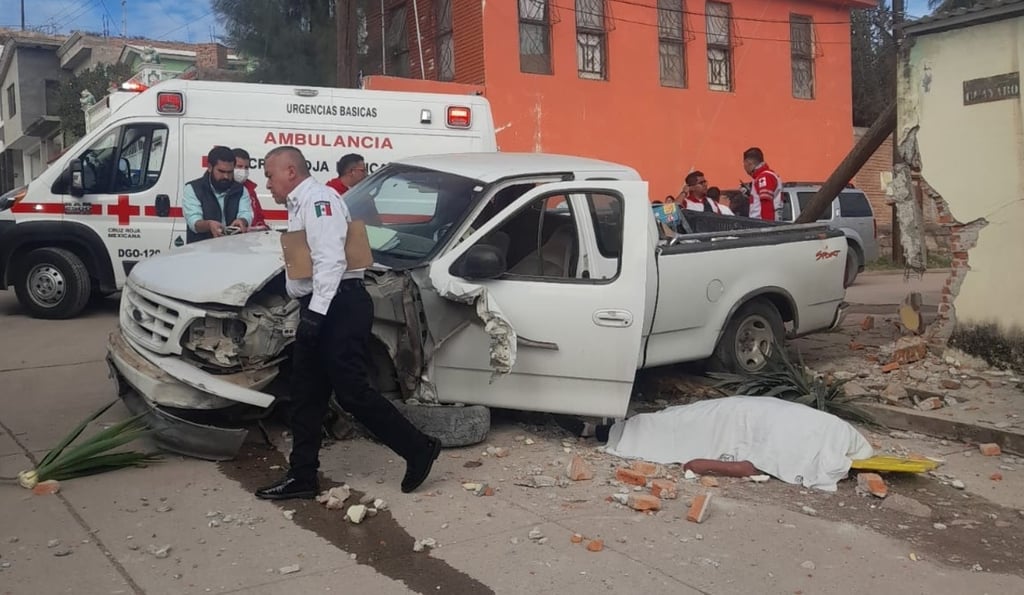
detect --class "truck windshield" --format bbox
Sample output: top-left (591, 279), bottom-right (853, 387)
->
top-left (344, 165), bottom-right (482, 268)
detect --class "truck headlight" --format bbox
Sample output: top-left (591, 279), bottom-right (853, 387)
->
top-left (0, 186), bottom-right (27, 212)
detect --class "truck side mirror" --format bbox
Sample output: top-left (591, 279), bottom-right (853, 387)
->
top-left (450, 244), bottom-right (506, 280)
top-left (69, 159), bottom-right (85, 198)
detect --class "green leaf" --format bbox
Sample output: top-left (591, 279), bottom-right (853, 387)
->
top-left (37, 422), bottom-right (150, 480)
top-left (38, 400), bottom-right (117, 470)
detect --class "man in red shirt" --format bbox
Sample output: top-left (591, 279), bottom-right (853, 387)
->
top-left (326, 153), bottom-right (368, 196)
top-left (233, 148), bottom-right (267, 229)
top-left (742, 147), bottom-right (782, 221)
top-left (675, 171), bottom-right (733, 215)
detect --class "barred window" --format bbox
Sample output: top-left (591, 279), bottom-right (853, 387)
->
top-left (657, 0), bottom-right (685, 88)
top-left (705, 2), bottom-right (732, 92)
top-left (519, 0), bottom-right (552, 75)
top-left (576, 0), bottom-right (607, 80)
top-left (436, 0), bottom-right (454, 81)
top-left (386, 4), bottom-right (410, 78)
top-left (791, 14), bottom-right (814, 99)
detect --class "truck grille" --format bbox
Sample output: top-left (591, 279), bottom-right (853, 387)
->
top-left (120, 285), bottom-right (183, 354)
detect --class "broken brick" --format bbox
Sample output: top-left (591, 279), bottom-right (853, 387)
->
top-left (566, 455), bottom-right (595, 481)
top-left (940, 379), bottom-right (962, 390)
top-left (991, 473), bottom-right (1003, 481)
top-left (482, 487), bottom-right (495, 497)
top-left (586, 539), bottom-right (604, 552)
top-left (32, 480), bottom-right (60, 496)
top-left (699, 476), bottom-right (719, 488)
top-left (849, 341), bottom-right (866, 351)
top-left (890, 338), bottom-right (928, 365)
top-left (571, 533), bottom-right (584, 544)
top-left (629, 461), bottom-right (660, 477)
top-left (881, 362), bottom-right (901, 373)
top-left (650, 479), bottom-right (678, 500)
top-left (627, 494), bottom-right (662, 512)
top-left (856, 473), bottom-right (888, 498)
top-left (615, 468), bottom-right (648, 487)
top-left (687, 493), bottom-right (713, 524)
top-left (860, 315), bottom-right (875, 331)
top-left (979, 443), bottom-right (1001, 457)
top-left (917, 397), bottom-right (944, 411)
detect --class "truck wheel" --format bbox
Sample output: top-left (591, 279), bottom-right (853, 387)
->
top-left (710, 299), bottom-right (785, 375)
top-left (393, 402), bottom-right (490, 448)
top-left (844, 250), bottom-right (861, 288)
top-left (14, 247), bottom-right (92, 320)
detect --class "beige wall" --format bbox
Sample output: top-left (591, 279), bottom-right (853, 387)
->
top-left (906, 17), bottom-right (1024, 331)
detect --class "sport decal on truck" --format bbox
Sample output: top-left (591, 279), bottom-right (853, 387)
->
top-left (815, 249), bottom-right (841, 261)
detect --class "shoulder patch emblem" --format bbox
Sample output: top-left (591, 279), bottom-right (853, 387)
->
top-left (314, 200), bottom-right (333, 218)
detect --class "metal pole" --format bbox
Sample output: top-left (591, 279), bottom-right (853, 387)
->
top-left (21, 0), bottom-right (26, 30)
top-left (122, 0), bottom-right (128, 38)
top-left (380, 0), bottom-right (387, 75)
top-left (411, 0), bottom-right (426, 79)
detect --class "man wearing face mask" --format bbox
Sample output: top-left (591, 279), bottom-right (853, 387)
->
top-left (233, 147), bottom-right (267, 229)
top-left (182, 145), bottom-right (253, 243)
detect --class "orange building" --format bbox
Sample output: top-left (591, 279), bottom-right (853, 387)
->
top-left (362, 0), bottom-right (875, 199)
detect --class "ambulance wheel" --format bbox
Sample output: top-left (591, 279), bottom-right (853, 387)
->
top-left (14, 247), bottom-right (93, 319)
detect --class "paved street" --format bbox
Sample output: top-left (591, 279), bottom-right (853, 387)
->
top-left (2, 272), bottom-right (1023, 595)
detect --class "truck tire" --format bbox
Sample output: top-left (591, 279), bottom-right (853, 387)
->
top-left (709, 298), bottom-right (785, 375)
top-left (393, 402), bottom-right (491, 448)
top-left (14, 247), bottom-right (92, 320)
top-left (844, 249), bottom-right (861, 288)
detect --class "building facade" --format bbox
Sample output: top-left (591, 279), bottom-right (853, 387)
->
top-left (898, 0), bottom-right (1024, 370)
top-left (361, 0), bottom-right (875, 198)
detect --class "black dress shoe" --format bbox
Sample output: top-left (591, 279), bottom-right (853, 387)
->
top-left (255, 476), bottom-right (319, 500)
top-left (401, 436), bottom-right (442, 493)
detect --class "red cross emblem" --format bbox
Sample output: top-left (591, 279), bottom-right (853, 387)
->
top-left (107, 195), bottom-right (139, 226)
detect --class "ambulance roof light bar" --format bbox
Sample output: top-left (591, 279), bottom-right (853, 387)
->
top-left (120, 81), bottom-right (148, 92)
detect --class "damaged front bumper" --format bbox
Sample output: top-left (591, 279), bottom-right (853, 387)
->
top-left (106, 330), bottom-right (278, 461)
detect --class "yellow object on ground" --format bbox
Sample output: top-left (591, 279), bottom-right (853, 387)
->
top-left (850, 456), bottom-right (940, 473)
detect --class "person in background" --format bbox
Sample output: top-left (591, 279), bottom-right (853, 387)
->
top-left (729, 187), bottom-right (751, 218)
top-left (183, 146), bottom-right (252, 243)
top-left (326, 153), bottom-right (368, 197)
top-left (742, 147), bottom-right (783, 221)
top-left (232, 148), bottom-right (267, 229)
top-left (254, 146), bottom-right (440, 501)
top-left (676, 171), bottom-right (732, 215)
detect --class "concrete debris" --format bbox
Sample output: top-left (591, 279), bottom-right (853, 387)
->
top-left (486, 446), bottom-right (510, 458)
top-left (940, 379), bottom-right (962, 390)
top-left (413, 538), bottom-right (437, 552)
top-left (882, 493), bottom-right (932, 518)
top-left (881, 382), bottom-right (908, 402)
top-left (917, 397), bottom-right (944, 411)
top-left (53, 548), bottom-right (72, 557)
top-left (801, 506), bottom-right (818, 517)
top-left (282, 510), bottom-right (295, 521)
top-left (346, 505), bottom-right (368, 524)
top-left (524, 438), bottom-right (536, 445)
top-left (156, 505), bottom-right (172, 513)
top-left (373, 498), bottom-right (388, 511)
top-left (610, 493), bottom-right (629, 506)
top-left (47, 539), bottom-right (61, 548)
top-left (801, 560), bottom-right (816, 571)
top-left (699, 476), bottom-right (719, 488)
top-left (514, 435), bottom-right (526, 442)
top-left (951, 480), bottom-right (966, 490)
top-left (146, 545), bottom-right (171, 559)
top-left (528, 528), bottom-right (544, 541)
top-left (907, 369), bottom-right (930, 382)
top-left (748, 475), bottom-right (771, 483)
top-left (462, 482), bottom-right (485, 492)
top-left (844, 381), bottom-right (873, 398)
top-left (978, 443), bottom-right (1002, 457)
top-left (684, 469), bottom-right (698, 480)
top-left (530, 475), bottom-right (557, 488)
top-left (972, 564), bottom-right (984, 572)
top-left (278, 564), bottom-right (301, 575)
top-left (566, 455), bottom-right (595, 481)
top-left (316, 485), bottom-right (351, 510)
top-left (933, 523), bottom-right (947, 530)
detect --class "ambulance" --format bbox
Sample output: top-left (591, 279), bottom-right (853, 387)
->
top-left (0, 79), bottom-right (497, 319)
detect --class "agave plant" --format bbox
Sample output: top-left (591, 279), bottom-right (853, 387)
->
top-left (16, 400), bottom-right (161, 490)
top-left (708, 341), bottom-right (876, 425)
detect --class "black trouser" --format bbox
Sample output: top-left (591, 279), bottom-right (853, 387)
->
top-left (288, 279), bottom-right (428, 482)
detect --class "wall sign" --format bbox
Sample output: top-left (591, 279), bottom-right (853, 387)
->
top-left (963, 72), bottom-right (1020, 106)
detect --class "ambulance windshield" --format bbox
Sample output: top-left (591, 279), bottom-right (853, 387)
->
top-left (344, 165), bottom-right (480, 268)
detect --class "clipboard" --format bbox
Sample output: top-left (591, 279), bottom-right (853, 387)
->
top-left (280, 219), bottom-right (374, 280)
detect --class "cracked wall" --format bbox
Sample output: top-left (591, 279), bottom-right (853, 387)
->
top-left (901, 17), bottom-right (1024, 371)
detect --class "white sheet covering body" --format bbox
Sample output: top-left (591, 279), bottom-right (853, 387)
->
top-left (604, 396), bottom-right (874, 491)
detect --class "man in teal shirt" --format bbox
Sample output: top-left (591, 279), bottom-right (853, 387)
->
top-left (183, 146), bottom-right (253, 243)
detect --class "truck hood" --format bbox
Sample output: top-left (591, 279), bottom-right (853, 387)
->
top-left (130, 231), bottom-right (284, 307)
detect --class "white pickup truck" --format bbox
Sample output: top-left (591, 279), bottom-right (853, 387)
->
top-left (107, 153), bottom-right (849, 459)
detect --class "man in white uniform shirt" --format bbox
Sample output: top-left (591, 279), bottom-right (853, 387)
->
top-left (255, 146), bottom-right (440, 501)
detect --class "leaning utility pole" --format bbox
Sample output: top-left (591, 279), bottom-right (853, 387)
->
top-left (890, 0), bottom-right (906, 265)
top-left (21, 0), bottom-right (26, 30)
top-left (336, 0), bottom-right (359, 87)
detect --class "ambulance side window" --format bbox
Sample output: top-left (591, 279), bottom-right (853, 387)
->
top-left (115, 125), bottom-right (168, 193)
top-left (80, 129), bottom-right (120, 194)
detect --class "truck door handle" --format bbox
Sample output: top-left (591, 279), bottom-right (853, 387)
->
top-left (154, 194), bottom-right (170, 217)
top-left (593, 309), bottom-right (633, 328)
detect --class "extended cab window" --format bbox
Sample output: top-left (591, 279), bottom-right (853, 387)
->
top-left (838, 191), bottom-right (873, 217)
top-left (796, 192), bottom-right (833, 221)
top-left (477, 191), bottom-right (623, 282)
top-left (77, 124), bottom-right (168, 195)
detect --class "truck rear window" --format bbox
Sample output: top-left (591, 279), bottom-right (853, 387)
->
top-left (838, 191), bottom-right (873, 217)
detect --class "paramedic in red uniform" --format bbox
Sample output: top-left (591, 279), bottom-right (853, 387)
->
top-left (676, 171), bottom-right (733, 215)
top-left (254, 146), bottom-right (440, 501)
top-left (232, 148), bottom-right (267, 229)
top-left (326, 153), bottom-right (368, 196)
top-left (742, 147), bottom-right (782, 221)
